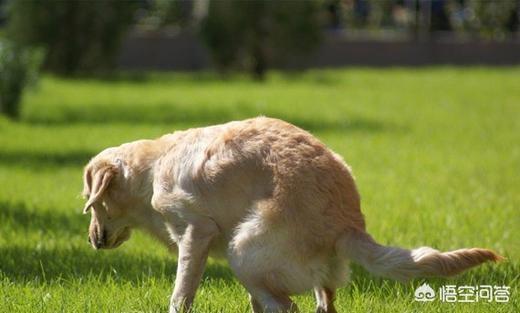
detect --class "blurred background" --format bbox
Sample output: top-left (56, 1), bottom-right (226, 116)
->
top-left (0, 1), bottom-right (519, 312)
top-left (1, 0), bottom-right (520, 118)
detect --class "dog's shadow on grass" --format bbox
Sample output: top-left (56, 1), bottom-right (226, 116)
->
top-left (2, 203), bottom-right (511, 289)
top-left (0, 245), bottom-right (235, 285)
top-left (0, 201), bottom-right (235, 285)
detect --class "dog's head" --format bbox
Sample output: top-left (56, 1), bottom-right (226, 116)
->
top-left (82, 145), bottom-right (151, 250)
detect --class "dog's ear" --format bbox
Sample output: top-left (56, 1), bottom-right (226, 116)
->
top-left (82, 162), bottom-right (117, 214)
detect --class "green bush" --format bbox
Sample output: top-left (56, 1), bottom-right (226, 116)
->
top-left (0, 40), bottom-right (43, 119)
top-left (200, 0), bottom-right (323, 79)
top-left (5, 0), bottom-right (139, 76)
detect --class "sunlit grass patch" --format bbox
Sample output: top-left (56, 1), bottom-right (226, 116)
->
top-left (0, 67), bottom-right (518, 312)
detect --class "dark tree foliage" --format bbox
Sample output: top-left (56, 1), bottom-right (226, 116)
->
top-left (6, 0), bottom-right (140, 76)
top-left (471, 0), bottom-right (519, 38)
top-left (430, 0), bottom-right (452, 31)
top-left (200, 0), bottom-right (323, 79)
top-left (0, 41), bottom-right (43, 119)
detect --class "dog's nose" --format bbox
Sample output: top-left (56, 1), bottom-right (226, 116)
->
top-left (90, 237), bottom-right (103, 249)
top-left (94, 229), bottom-right (107, 249)
top-left (89, 229), bottom-right (107, 249)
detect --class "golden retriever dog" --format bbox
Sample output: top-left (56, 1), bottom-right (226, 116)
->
top-left (82, 117), bottom-right (501, 313)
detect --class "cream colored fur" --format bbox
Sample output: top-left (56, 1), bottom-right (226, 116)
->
top-left (82, 117), bottom-right (502, 313)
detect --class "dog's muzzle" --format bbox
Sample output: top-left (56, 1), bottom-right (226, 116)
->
top-left (88, 227), bottom-right (131, 250)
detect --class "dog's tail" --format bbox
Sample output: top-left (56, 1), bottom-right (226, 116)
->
top-left (337, 230), bottom-right (503, 281)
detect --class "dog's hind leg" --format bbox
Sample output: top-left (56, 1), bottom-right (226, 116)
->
top-left (230, 252), bottom-right (300, 312)
top-left (314, 287), bottom-right (337, 313)
top-left (247, 290), bottom-right (298, 313)
top-left (228, 215), bottom-right (303, 313)
top-left (314, 256), bottom-right (349, 313)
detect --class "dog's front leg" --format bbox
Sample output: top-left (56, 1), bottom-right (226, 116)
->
top-left (169, 216), bottom-right (219, 313)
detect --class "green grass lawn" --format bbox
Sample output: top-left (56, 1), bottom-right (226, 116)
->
top-left (0, 67), bottom-right (518, 312)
